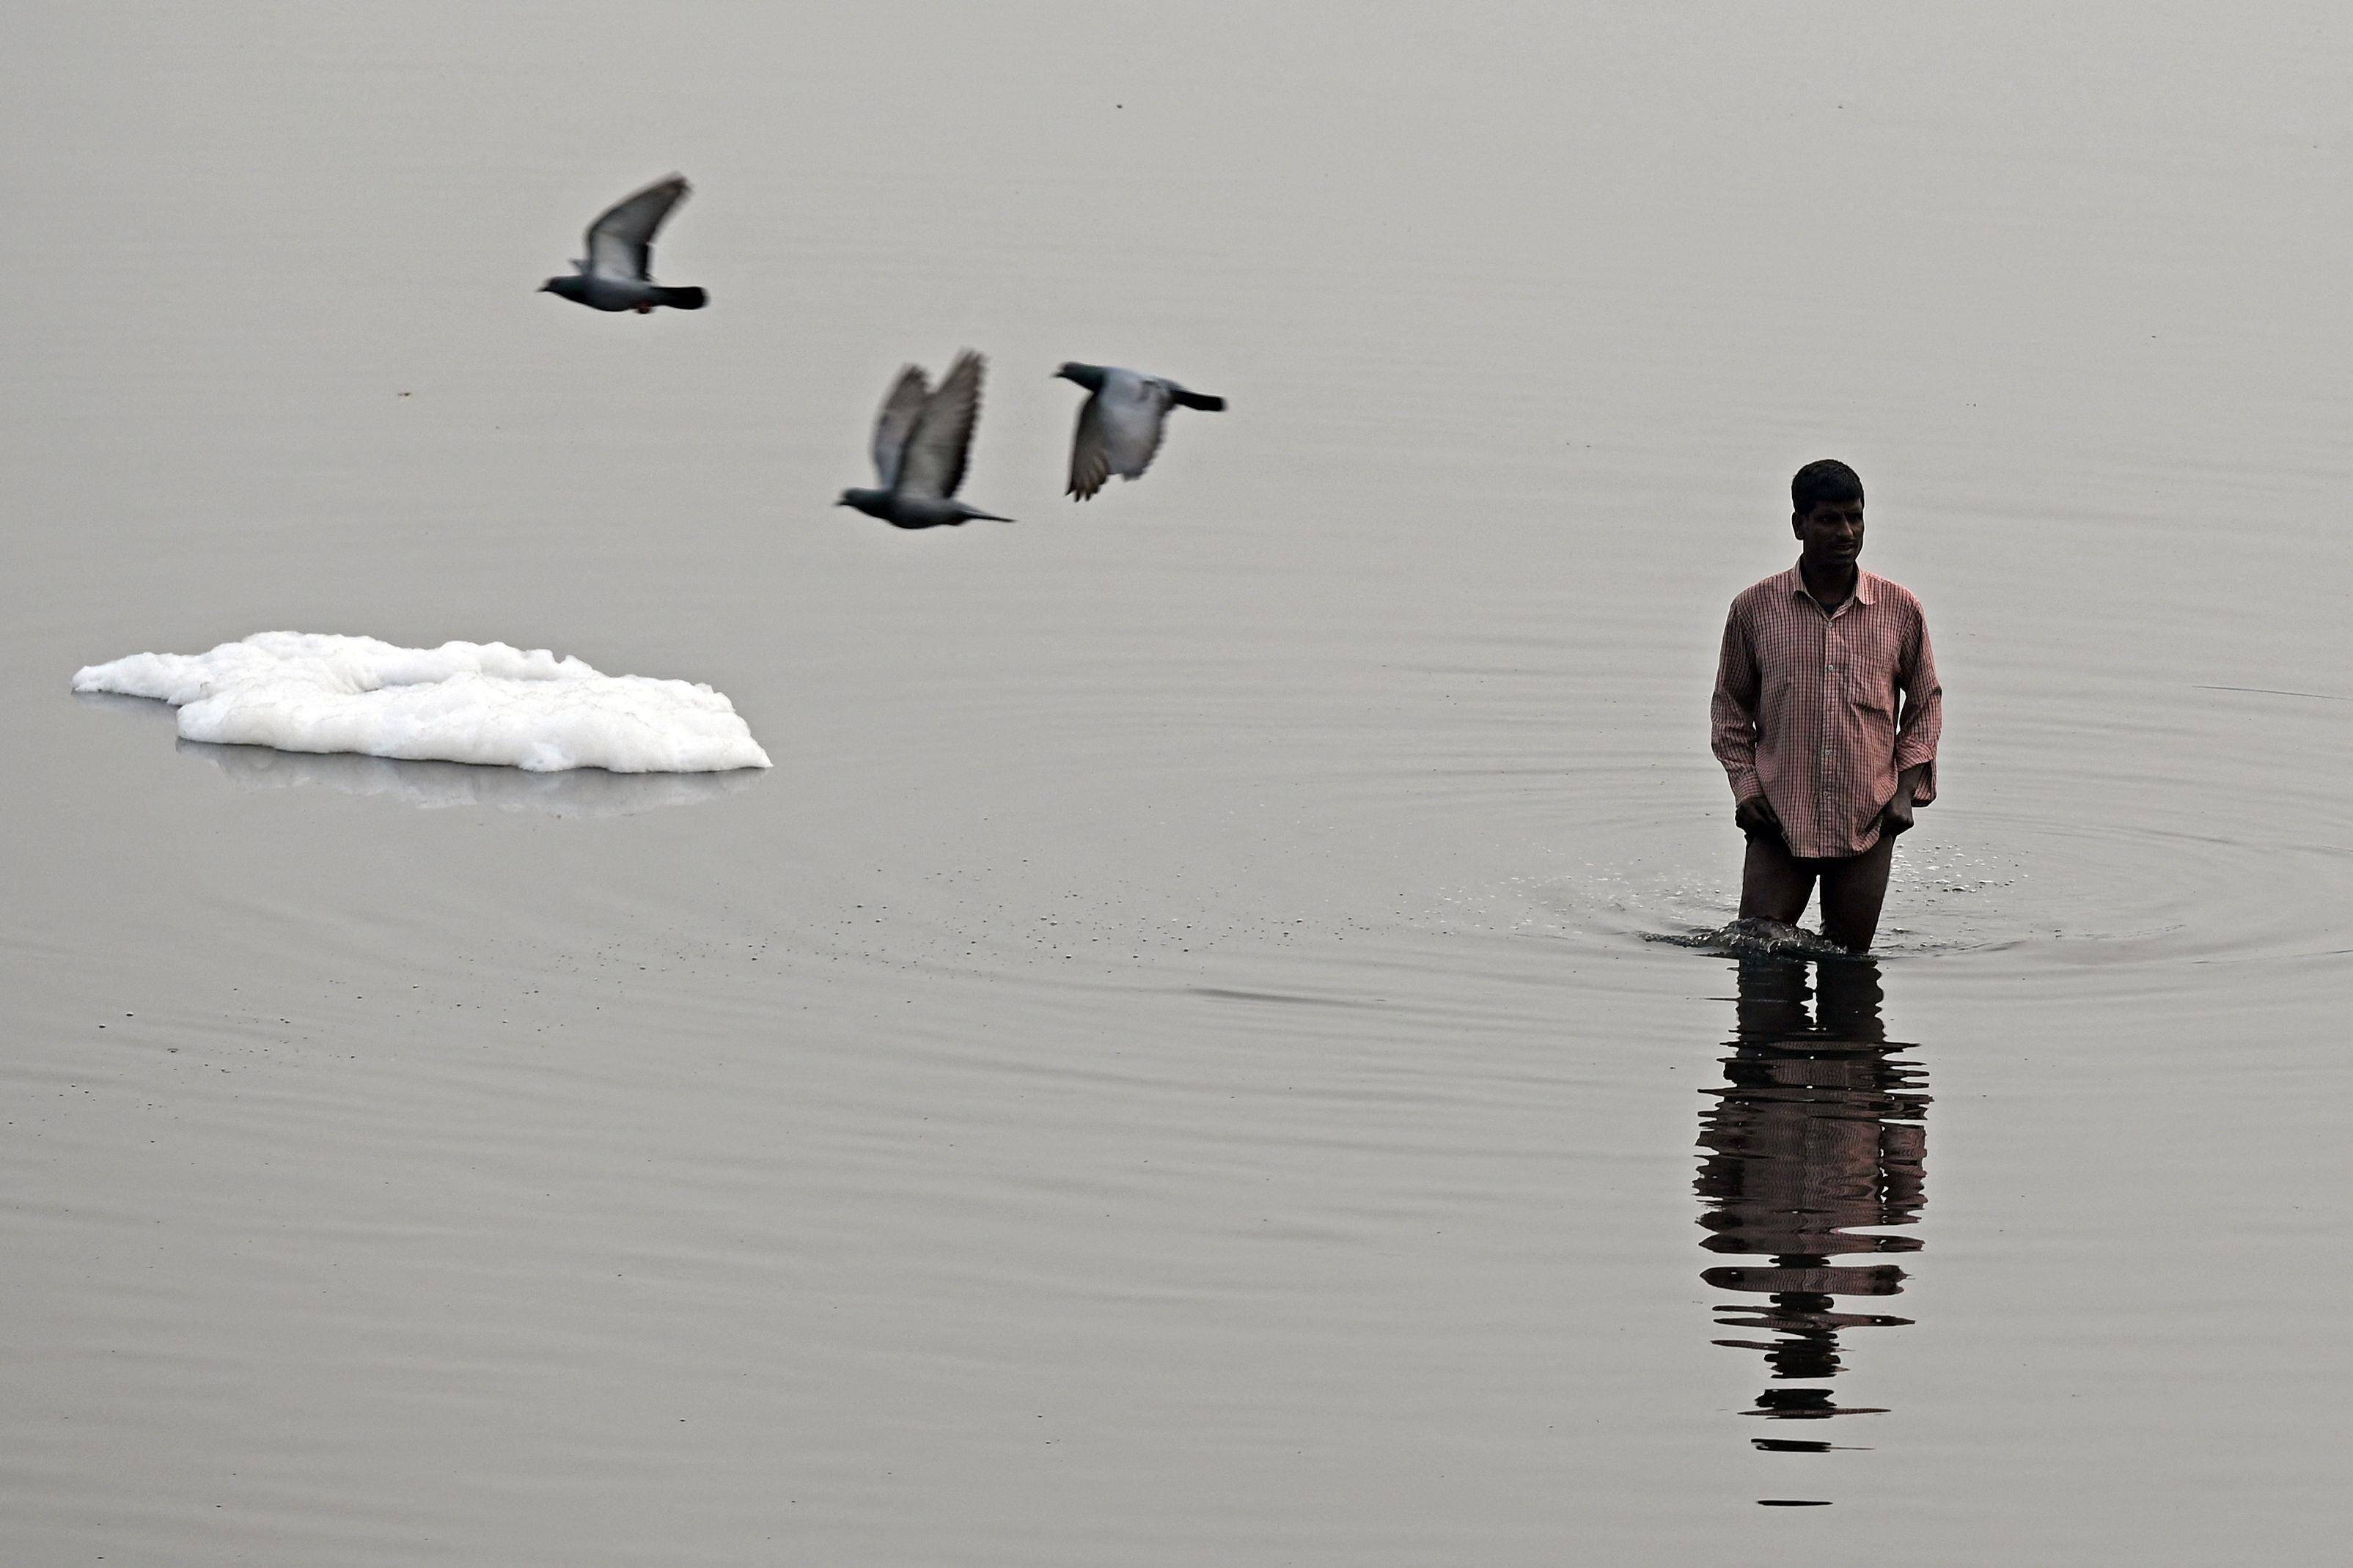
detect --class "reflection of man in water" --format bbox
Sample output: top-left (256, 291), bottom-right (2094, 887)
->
top-left (1710, 460), bottom-right (1944, 952)
top-left (1697, 959), bottom-right (1928, 1432)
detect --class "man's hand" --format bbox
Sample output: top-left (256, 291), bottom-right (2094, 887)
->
top-left (1734, 792), bottom-right (1781, 840)
top-left (1880, 763), bottom-right (1927, 838)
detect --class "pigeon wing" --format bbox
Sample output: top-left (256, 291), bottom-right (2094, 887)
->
top-left (584, 174), bottom-right (690, 281)
top-left (872, 364), bottom-right (930, 488)
top-left (894, 350), bottom-right (985, 500)
top-left (1067, 396), bottom-right (1116, 501)
top-left (1068, 381), bottom-right (1167, 500)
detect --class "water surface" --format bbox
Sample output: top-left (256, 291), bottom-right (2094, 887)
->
top-left (3, 4), bottom-right (2349, 1564)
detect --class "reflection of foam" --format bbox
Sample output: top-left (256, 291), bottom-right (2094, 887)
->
top-left (183, 740), bottom-right (761, 818)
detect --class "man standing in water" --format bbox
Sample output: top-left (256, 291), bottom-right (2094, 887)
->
top-left (1711, 460), bottom-right (1943, 952)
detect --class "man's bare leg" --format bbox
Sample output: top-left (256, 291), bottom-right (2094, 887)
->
top-left (1739, 833), bottom-right (1818, 925)
top-left (1818, 832), bottom-right (1898, 952)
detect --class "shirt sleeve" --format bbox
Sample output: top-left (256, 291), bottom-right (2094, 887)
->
top-left (1893, 606), bottom-right (1942, 805)
top-left (1709, 601), bottom-right (1766, 804)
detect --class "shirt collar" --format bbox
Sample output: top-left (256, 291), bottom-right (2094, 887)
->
top-left (1781, 562), bottom-right (1875, 611)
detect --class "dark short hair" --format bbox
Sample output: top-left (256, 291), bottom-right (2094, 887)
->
top-left (1791, 459), bottom-right (1864, 515)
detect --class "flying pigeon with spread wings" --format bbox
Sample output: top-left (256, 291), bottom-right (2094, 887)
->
top-left (538, 174), bottom-right (708, 314)
top-left (1054, 363), bottom-right (1225, 501)
top-left (835, 352), bottom-right (1013, 529)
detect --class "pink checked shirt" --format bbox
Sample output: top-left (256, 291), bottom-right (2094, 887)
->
top-left (1711, 566), bottom-right (1942, 858)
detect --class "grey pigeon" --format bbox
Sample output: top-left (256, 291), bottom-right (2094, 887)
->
top-left (835, 351), bottom-right (1013, 528)
top-left (539, 175), bottom-right (708, 313)
top-left (1054, 363), bottom-right (1225, 501)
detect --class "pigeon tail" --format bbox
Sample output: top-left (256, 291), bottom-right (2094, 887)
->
top-left (655, 286), bottom-right (709, 310)
top-left (1170, 389), bottom-right (1225, 412)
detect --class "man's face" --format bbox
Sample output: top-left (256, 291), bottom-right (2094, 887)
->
top-left (1794, 496), bottom-right (1865, 572)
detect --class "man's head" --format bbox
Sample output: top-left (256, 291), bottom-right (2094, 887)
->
top-left (1791, 458), bottom-right (1865, 574)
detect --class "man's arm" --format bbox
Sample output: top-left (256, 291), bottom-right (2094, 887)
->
top-left (1709, 603), bottom-right (1777, 836)
top-left (1882, 608), bottom-right (1943, 834)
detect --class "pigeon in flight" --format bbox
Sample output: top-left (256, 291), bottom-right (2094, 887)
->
top-left (539, 174), bottom-right (708, 313)
top-left (1054, 363), bottom-right (1225, 501)
top-left (836, 351), bottom-right (1013, 529)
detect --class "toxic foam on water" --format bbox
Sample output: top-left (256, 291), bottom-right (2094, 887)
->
top-left (73, 632), bottom-right (772, 774)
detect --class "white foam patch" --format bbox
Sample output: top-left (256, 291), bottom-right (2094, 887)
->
top-left (73, 633), bottom-right (771, 773)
